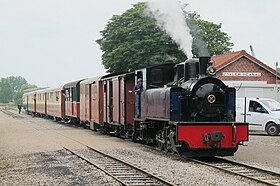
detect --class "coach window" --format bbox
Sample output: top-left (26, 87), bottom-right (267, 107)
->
top-left (72, 88), bottom-right (76, 102)
top-left (50, 92), bottom-right (53, 101)
top-left (65, 89), bottom-right (69, 101)
top-left (69, 89), bottom-right (72, 101)
top-left (56, 92), bottom-right (59, 101)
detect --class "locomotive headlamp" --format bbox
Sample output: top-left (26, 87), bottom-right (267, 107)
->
top-left (207, 66), bottom-right (217, 76)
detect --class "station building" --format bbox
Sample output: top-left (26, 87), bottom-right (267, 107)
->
top-left (211, 50), bottom-right (280, 101)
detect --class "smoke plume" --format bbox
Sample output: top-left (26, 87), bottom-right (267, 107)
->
top-left (147, 0), bottom-right (193, 58)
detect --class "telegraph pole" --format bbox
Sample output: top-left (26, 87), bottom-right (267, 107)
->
top-left (276, 62), bottom-right (278, 101)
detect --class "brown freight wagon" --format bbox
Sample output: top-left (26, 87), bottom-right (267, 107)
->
top-left (102, 72), bottom-right (135, 135)
top-left (80, 77), bottom-right (104, 129)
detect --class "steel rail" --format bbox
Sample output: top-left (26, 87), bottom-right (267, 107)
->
top-left (191, 157), bottom-right (280, 186)
top-left (64, 146), bottom-right (174, 186)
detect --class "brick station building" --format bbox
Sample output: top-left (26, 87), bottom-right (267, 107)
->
top-left (211, 50), bottom-right (280, 101)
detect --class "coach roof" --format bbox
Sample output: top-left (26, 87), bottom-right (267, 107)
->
top-left (63, 79), bottom-right (85, 89)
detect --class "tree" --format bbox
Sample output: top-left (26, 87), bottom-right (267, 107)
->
top-left (187, 12), bottom-right (233, 57)
top-left (6, 76), bottom-right (28, 92)
top-left (14, 84), bottom-right (37, 105)
top-left (0, 76), bottom-right (37, 104)
top-left (0, 78), bottom-right (13, 103)
top-left (97, 2), bottom-right (233, 73)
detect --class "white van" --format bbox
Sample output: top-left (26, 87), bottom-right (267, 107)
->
top-left (236, 98), bottom-right (280, 135)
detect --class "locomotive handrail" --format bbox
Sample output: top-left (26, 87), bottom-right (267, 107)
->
top-left (232, 123), bottom-right (237, 145)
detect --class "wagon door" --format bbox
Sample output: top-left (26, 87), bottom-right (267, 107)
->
top-left (120, 77), bottom-right (125, 125)
top-left (91, 83), bottom-right (99, 123)
top-left (80, 84), bottom-right (86, 121)
top-left (103, 81), bottom-right (107, 123)
top-left (125, 75), bottom-right (135, 127)
top-left (112, 78), bottom-right (120, 124)
top-left (85, 84), bottom-right (91, 121)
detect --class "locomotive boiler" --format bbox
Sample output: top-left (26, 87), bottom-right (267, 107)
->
top-left (133, 57), bottom-right (248, 157)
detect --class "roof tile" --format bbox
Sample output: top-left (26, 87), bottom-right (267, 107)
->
top-left (211, 50), bottom-right (279, 77)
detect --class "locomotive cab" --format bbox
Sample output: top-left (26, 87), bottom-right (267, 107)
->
top-left (135, 63), bottom-right (177, 90)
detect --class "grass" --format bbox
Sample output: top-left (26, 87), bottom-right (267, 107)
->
top-left (0, 103), bottom-right (16, 107)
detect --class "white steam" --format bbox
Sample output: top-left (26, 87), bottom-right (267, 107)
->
top-left (147, 0), bottom-right (193, 58)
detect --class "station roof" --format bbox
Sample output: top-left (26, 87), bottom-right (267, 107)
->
top-left (211, 50), bottom-right (280, 78)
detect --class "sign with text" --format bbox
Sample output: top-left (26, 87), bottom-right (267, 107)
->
top-left (222, 72), bottom-right (261, 77)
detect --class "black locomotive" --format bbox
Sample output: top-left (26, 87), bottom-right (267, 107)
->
top-left (134, 57), bottom-right (247, 156)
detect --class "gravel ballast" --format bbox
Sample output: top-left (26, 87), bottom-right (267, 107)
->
top-left (0, 108), bottom-right (274, 185)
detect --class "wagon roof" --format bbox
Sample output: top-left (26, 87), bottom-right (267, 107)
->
top-left (36, 87), bottom-right (63, 93)
top-left (80, 76), bottom-right (103, 85)
top-left (63, 79), bottom-right (85, 88)
top-left (22, 87), bottom-right (48, 96)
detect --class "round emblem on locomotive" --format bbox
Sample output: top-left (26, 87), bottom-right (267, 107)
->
top-left (207, 94), bottom-right (216, 104)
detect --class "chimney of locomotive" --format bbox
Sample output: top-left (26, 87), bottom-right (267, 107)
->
top-left (199, 57), bottom-right (211, 77)
top-left (184, 59), bottom-right (199, 81)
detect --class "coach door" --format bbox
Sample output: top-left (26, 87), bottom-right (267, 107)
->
top-left (109, 81), bottom-right (113, 122)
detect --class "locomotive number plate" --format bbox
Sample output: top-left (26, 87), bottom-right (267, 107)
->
top-left (207, 94), bottom-right (216, 104)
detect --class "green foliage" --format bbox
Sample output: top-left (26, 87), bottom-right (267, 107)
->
top-left (0, 76), bottom-right (37, 104)
top-left (187, 12), bottom-right (233, 57)
top-left (0, 78), bottom-right (13, 103)
top-left (96, 2), bottom-right (185, 73)
top-left (97, 2), bottom-right (233, 73)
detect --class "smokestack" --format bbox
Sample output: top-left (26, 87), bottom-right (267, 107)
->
top-left (249, 45), bottom-right (256, 57)
top-left (199, 57), bottom-right (210, 77)
top-left (184, 59), bottom-right (199, 81)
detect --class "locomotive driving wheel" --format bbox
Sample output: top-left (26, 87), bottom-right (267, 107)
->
top-left (156, 128), bottom-right (173, 153)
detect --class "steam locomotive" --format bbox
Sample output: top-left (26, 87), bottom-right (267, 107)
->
top-left (134, 57), bottom-right (248, 157)
top-left (23, 57), bottom-right (248, 157)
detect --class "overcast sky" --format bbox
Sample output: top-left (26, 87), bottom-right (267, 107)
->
top-left (1, 0), bottom-right (279, 87)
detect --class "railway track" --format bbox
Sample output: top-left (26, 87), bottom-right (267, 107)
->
top-left (143, 146), bottom-right (280, 185)
top-left (64, 146), bottom-right (174, 186)
top-left (0, 107), bottom-right (24, 119)
top-left (4, 108), bottom-right (279, 185)
top-left (192, 157), bottom-right (280, 186)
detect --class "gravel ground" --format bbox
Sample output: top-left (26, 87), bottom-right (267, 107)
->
top-left (227, 134), bottom-right (280, 174)
top-left (0, 150), bottom-right (121, 186)
top-left (0, 107), bottom-right (274, 185)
